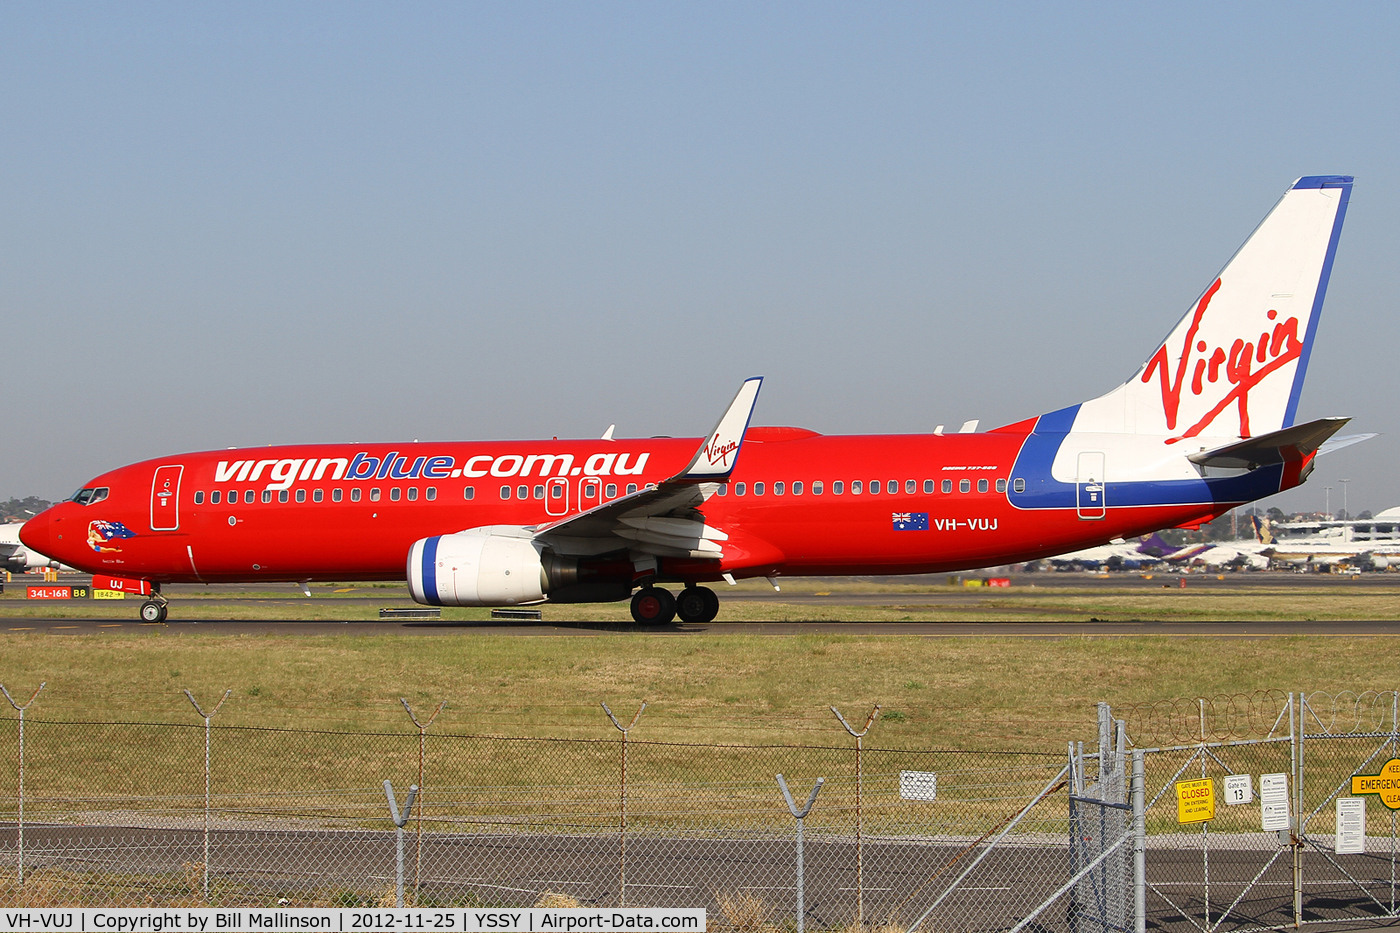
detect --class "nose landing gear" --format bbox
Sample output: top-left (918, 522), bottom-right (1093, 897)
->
top-left (139, 587), bottom-right (168, 624)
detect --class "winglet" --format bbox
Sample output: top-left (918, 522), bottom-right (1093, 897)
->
top-left (674, 377), bottom-right (763, 482)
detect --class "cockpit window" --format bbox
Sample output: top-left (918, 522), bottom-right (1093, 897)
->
top-left (70, 487), bottom-right (109, 506)
top-left (90, 487), bottom-right (109, 504)
top-left (71, 488), bottom-right (94, 505)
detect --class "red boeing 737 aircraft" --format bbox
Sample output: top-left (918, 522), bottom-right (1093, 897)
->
top-left (23, 176), bottom-right (1362, 624)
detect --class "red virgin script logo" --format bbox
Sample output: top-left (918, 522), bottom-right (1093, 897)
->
top-left (1141, 278), bottom-right (1303, 443)
top-left (704, 433), bottom-right (738, 467)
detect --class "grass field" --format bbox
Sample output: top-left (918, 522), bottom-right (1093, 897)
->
top-left (1, 601), bottom-right (1398, 747)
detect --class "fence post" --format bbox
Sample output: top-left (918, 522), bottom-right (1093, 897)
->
top-left (384, 780), bottom-right (419, 908)
top-left (602, 701), bottom-right (646, 907)
top-left (1292, 692), bottom-right (1303, 927)
top-left (183, 688), bottom-right (231, 901)
top-left (1132, 749), bottom-right (1145, 933)
top-left (777, 773), bottom-right (824, 933)
top-left (402, 698), bottom-right (447, 895)
top-left (1, 682), bottom-right (45, 888)
top-left (831, 703), bottom-right (879, 928)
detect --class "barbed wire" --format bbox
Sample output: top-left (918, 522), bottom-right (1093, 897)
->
top-left (1114, 690), bottom-right (1291, 746)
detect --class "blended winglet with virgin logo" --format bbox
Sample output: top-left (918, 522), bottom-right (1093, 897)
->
top-left (676, 376), bottom-right (763, 482)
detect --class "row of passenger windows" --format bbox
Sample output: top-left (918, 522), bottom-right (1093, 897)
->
top-left (499, 482), bottom-right (642, 500)
top-left (715, 477), bottom-right (1018, 496)
top-left (192, 476), bottom-right (1026, 506)
top-left (194, 486), bottom-right (441, 505)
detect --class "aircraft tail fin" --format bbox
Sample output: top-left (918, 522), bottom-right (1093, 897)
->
top-left (1252, 514), bottom-right (1276, 545)
top-left (1076, 176), bottom-right (1352, 440)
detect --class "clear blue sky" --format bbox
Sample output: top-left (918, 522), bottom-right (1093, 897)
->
top-left (4, 2), bottom-right (1397, 516)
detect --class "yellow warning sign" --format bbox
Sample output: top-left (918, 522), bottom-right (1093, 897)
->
top-left (1176, 778), bottom-right (1215, 823)
top-left (1351, 758), bottom-right (1400, 810)
top-left (93, 589), bottom-right (126, 600)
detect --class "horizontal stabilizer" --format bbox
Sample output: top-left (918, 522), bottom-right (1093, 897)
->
top-left (1318, 432), bottom-right (1378, 457)
top-left (1187, 417), bottom-right (1350, 470)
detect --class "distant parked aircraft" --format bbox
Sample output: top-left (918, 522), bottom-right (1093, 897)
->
top-left (1257, 509), bottom-right (1400, 570)
top-left (0, 522), bottom-right (65, 573)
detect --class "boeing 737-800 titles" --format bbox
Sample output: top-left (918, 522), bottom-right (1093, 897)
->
top-left (22, 176), bottom-right (1364, 624)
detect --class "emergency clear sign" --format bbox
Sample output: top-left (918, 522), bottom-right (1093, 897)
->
top-left (1350, 758), bottom-right (1400, 810)
top-left (1176, 778), bottom-right (1215, 823)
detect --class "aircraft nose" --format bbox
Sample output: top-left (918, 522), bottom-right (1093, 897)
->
top-left (19, 510), bottom-right (52, 555)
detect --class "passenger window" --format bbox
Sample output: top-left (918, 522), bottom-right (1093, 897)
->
top-left (278, 490), bottom-right (289, 503)
top-left (852, 481), bottom-right (862, 494)
top-left (977, 479), bottom-right (988, 493)
top-left (463, 486), bottom-right (475, 500)
top-left (996, 479), bottom-right (1007, 493)
top-left (606, 483), bottom-right (617, 498)
top-left (211, 490), bottom-right (221, 504)
top-left (500, 485), bottom-right (511, 499)
top-left (793, 481), bottom-right (803, 495)
top-left (774, 482), bottom-right (784, 495)
top-left (904, 479), bottom-right (914, 494)
top-left (754, 482), bottom-right (765, 496)
top-left (370, 488), bottom-right (381, 502)
top-left (245, 490), bottom-right (255, 504)
top-left (1013, 478), bottom-right (1025, 493)
top-left (923, 480), bottom-right (934, 494)
top-left (313, 489), bottom-right (324, 502)
top-left (350, 488), bottom-right (361, 502)
top-left (813, 481), bottom-right (823, 495)
top-left (942, 480), bottom-right (952, 494)
top-left (645, 483), bottom-right (656, 490)
top-left (533, 485), bottom-right (545, 500)
top-left (960, 479), bottom-right (971, 493)
top-left (332, 488), bottom-right (343, 502)
top-left (716, 484), bottom-right (727, 496)
top-left (296, 489), bottom-right (306, 503)
top-left (734, 483), bottom-right (746, 496)
top-left (582, 482), bottom-right (596, 498)
top-left (627, 483), bottom-right (638, 495)
top-left (261, 490), bottom-right (272, 503)
top-left (517, 485), bottom-right (528, 500)
top-left (833, 481), bottom-right (843, 495)
top-left (194, 491), bottom-right (204, 504)
top-left (425, 487), bottom-right (436, 501)
top-left (390, 487), bottom-right (401, 502)
top-left (407, 487), bottom-right (418, 501)
top-left (869, 481), bottom-right (879, 496)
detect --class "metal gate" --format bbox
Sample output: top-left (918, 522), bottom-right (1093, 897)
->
top-left (909, 692), bottom-right (1400, 933)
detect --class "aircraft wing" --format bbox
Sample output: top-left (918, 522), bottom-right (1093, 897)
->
top-left (1187, 417), bottom-right (1352, 471)
top-left (533, 377), bottom-right (762, 560)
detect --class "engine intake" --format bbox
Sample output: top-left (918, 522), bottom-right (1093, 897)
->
top-left (407, 526), bottom-right (578, 607)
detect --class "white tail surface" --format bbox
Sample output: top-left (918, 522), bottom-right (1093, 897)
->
top-left (1075, 176), bottom-right (1351, 441)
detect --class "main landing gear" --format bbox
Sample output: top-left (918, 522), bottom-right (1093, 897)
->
top-left (139, 588), bottom-right (168, 624)
top-left (630, 585), bottom-right (719, 625)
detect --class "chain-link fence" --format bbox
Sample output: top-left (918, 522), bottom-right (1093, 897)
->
top-left (7, 688), bottom-right (1400, 933)
top-left (0, 691), bottom-right (1064, 927)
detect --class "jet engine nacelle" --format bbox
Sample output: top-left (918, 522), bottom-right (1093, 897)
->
top-left (1, 547), bottom-right (27, 574)
top-left (407, 526), bottom-right (577, 607)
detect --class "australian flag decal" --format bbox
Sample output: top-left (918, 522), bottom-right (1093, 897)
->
top-left (892, 512), bottom-right (929, 531)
